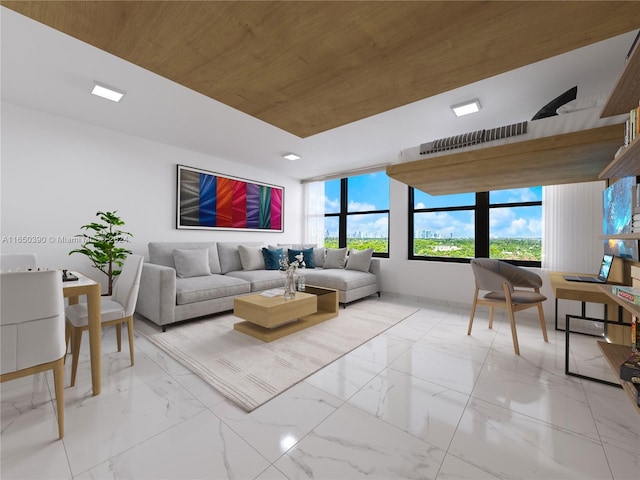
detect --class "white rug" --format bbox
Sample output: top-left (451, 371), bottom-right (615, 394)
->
top-left (137, 299), bottom-right (418, 411)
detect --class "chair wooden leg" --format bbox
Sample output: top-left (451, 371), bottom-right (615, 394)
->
top-left (52, 356), bottom-right (65, 439)
top-left (507, 305), bottom-right (520, 355)
top-left (116, 323), bottom-right (122, 352)
top-left (468, 287), bottom-right (479, 335)
top-left (488, 307), bottom-right (494, 329)
top-left (126, 317), bottom-right (135, 366)
top-left (537, 303), bottom-right (548, 342)
top-left (64, 323), bottom-right (70, 365)
top-left (70, 326), bottom-right (82, 387)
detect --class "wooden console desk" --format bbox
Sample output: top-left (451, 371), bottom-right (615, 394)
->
top-left (548, 272), bottom-right (637, 412)
top-left (547, 271), bottom-right (620, 329)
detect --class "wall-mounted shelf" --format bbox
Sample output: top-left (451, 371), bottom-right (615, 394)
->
top-left (601, 35), bottom-right (640, 118)
top-left (599, 33), bottom-right (640, 180)
top-left (601, 233), bottom-right (640, 240)
top-left (599, 136), bottom-right (640, 179)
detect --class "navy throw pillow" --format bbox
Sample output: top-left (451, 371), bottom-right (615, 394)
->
top-left (262, 247), bottom-right (285, 270)
top-left (287, 248), bottom-right (315, 268)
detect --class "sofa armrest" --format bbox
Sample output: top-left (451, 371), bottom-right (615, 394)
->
top-left (136, 262), bottom-right (177, 326)
top-left (369, 258), bottom-right (381, 292)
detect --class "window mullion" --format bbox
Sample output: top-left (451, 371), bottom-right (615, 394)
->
top-left (339, 178), bottom-right (348, 248)
top-left (475, 192), bottom-right (489, 258)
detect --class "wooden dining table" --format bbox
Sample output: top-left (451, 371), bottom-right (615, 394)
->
top-left (62, 272), bottom-right (102, 395)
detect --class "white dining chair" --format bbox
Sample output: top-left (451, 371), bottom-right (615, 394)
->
top-left (65, 254), bottom-right (144, 386)
top-left (1, 269), bottom-right (66, 439)
top-left (0, 252), bottom-right (37, 271)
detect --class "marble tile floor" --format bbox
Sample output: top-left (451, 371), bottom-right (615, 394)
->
top-left (1, 297), bottom-right (639, 480)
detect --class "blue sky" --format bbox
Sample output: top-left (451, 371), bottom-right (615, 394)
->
top-left (325, 175), bottom-right (542, 239)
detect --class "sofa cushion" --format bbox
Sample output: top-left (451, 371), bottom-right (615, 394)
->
top-left (217, 242), bottom-right (263, 274)
top-left (313, 247), bottom-right (325, 268)
top-left (304, 268), bottom-right (376, 291)
top-left (226, 270), bottom-right (285, 292)
top-left (346, 248), bottom-right (374, 272)
top-left (324, 248), bottom-right (347, 269)
top-left (238, 245), bottom-right (266, 270)
top-left (149, 242), bottom-right (221, 274)
top-left (262, 247), bottom-right (285, 270)
top-left (173, 248), bottom-right (211, 278)
top-left (287, 247), bottom-right (315, 268)
top-left (175, 275), bottom-right (250, 305)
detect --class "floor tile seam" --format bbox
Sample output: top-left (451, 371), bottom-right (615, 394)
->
top-left (342, 395), bottom-right (448, 454)
top-left (204, 404), bottom-right (279, 467)
top-left (292, 359), bottom-right (432, 456)
top-left (578, 379), bottom-right (622, 480)
top-left (466, 395), bottom-right (608, 446)
top-left (222, 394), bottom-right (352, 468)
top-left (438, 330), bottom-right (500, 459)
top-left (470, 339), bottom-right (609, 443)
top-left (168, 369), bottom-right (222, 411)
top-left (383, 363), bottom-right (474, 397)
top-left (67, 408), bottom-right (213, 479)
top-left (63, 374), bottom-right (209, 476)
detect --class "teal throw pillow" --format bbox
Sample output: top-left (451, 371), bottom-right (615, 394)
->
top-left (287, 248), bottom-right (315, 268)
top-left (262, 247), bottom-right (285, 270)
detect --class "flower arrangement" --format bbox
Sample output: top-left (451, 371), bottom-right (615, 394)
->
top-left (280, 252), bottom-right (305, 274)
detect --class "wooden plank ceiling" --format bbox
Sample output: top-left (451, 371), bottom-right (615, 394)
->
top-left (3, 1), bottom-right (640, 138)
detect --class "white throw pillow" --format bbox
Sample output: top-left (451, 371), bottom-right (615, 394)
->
top-left (173, 248), bottom-right (211, 278)
top-left (345, 248), bottom-right (373, 272)
top-left (238, 245), bottom-right (266, 271)
top-left (323, 248), bottom-right (347, 269)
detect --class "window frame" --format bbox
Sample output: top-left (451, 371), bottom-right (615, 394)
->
top-left (324, 176), bottom-right (390, 258)
top-left (408, 188), bottom-right (541, 266)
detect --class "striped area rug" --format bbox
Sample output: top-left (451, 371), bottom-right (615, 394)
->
top-left (137, 298), bottom-right (418, 411)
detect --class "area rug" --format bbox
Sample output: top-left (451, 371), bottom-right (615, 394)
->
top-left (136, 299), bottom-right (418, 411)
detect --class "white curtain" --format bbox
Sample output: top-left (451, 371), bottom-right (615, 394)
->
top-left (543, 181), bottom-right (607, 331)
top-left (543, 181), bottom-right (605, 272)
top-left (304, 181), bottom-right (325, 246)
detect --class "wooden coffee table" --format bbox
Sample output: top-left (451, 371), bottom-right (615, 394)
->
top-left (233, 285), bottom-right (338, 342)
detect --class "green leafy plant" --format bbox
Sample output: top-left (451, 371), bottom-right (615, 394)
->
top-left (69, 211), bottom-right (133, 295)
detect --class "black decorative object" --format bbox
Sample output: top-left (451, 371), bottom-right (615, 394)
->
top-left (531, 86), bottom-right (577, 120)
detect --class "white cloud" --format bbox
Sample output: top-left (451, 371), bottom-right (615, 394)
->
top-left (348, 200), bottom-right (376, 212)
top-left (324, 196), bottom-right (340, 211)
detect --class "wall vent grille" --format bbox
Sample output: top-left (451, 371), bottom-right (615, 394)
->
top-left (419, 121), bottom-right (528, 155)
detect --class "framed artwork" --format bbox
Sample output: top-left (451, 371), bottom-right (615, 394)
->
top-left (177, 164), bottom-right (284, 232)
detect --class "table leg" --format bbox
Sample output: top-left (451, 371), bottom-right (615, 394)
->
top-left (86, 283), bottom-right (101, 395)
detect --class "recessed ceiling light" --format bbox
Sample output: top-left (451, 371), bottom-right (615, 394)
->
top-left (451, 99), bottom-right (481, 117)
top-left (91, 82), bottom-right (125, 102)
top-left (283, 153), bottom-right (301, 161)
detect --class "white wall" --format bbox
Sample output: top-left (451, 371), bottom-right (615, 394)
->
top-left (2, 102), bottom-right (604, 322)
top-left (1, 103), bottom-right (304, 291)
top-left (380, 178), bottom-right (477, 303)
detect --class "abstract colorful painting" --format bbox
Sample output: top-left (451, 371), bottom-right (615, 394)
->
top-left (177, 165), bottom-right (284, 231)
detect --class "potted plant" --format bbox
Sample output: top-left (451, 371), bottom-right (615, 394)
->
top-left (70, 210), bottom-right (133, 295)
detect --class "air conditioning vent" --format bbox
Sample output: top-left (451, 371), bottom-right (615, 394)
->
top-left (420, 121), bottom-right (528, 155)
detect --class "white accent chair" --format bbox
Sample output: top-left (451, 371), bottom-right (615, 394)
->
top-left (468, 258), bottom-right (548, 355)
top-left (0, 270), bottom-right (66, 439)
top-left (65, 255), bottom-right (144, 386)
top-left (0, 252), bottom-right (37, 271)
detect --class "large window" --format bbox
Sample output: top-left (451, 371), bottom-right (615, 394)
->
top-left (410, 186), bottom-right (542, 265)
top-left (324, 172), bottom-right (389, 256)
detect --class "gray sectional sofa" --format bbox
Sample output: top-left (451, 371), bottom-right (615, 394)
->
top-left (136, 241), bottom-right (380, 330)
